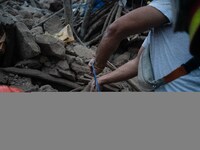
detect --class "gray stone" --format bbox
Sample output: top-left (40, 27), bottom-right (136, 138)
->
top-left (4, 6), bottom-right (19, 16)
top-left (33, 12), bottom-right (43, 18)
top-left (70, 62), bottom-right (90, 75)
top-left (65, 44), bottom-right (77, 56)
top-left (39, 56), bottom-right (49, 64)
top-left (65, 55), bottom-right (76, 64)
top-left (56, 60), bottom-right (70, 71)
top-left (35, 34), bottom-right (66, 58)
top-left (18, 10), bottom-right (33, 19)
top-left (21, 18), bottom-right (34, 29)
top-left (0, 71), bottom-right (8, 84)
top-left (19, 5), bottom-right (45, 15)
top-left (37, 0), bottom-right (62, 10)
top-left (0, 11), bottom-right (17, 26)
top-left (16, 22), bottom-right (41, 59)
top-left (75, 57), bottom-right (84, 65)
top-left (42, 67), bottom-right (62, 78)
top-left (7, 75), bottom-right (39, 92)
top-left (77, 75), bottom-right (91, 84)
top-left (15, 59), bottom-right (42, 69)
top-left (43, 15), bottom-right (63, 35)
top-left (15, 15), bottom-right (23, 21)
top-left (57, 69), bottom-right (76, 81)
top-left (39, 84), bottom-right (58, 92)
top-left (73, 44), bottom-right (94, 59)
top-left (31, 26), bottom-right (44, 36)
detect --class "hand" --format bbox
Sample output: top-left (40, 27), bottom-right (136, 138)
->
top-left (88, 58), bottom-right (104, 75)
top-left (88, 79), bottom-right (103, 92)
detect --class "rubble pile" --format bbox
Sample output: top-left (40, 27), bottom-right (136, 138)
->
top-left (0, 0), bottom-right (146, 92)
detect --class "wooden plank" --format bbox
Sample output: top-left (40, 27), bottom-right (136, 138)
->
top-left (0, 67), bottom-right (81, 89)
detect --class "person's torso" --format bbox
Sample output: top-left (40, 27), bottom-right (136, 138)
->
top-left (150, 25), bottom-right (200, 92)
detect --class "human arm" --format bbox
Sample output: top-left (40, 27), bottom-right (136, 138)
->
top-left (88, 46), bottom-right (145, 92)
top-left (93, 4), bottom-right (170, 72)
top-left (97, 46), bottom-right (144, 86)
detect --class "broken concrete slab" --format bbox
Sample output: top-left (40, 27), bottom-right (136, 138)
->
top-left (65, 54), bottom-right (76, 65)
top-left (6, 75), bottom-right (39, 92)
top-left (77, 75), bottom-right (91, 84)
top-left (16, 22), bottom-right (41, 59)
top-left (70, 62), bottom-right (90, 75)
top-left (57, 69), bottom-right (76, 81)
top-left (31, 26), bottom-right (44, 36)
top-left (15, 59), bottom-right (42, 69)
top-left (72, 44), bottom-right (95, 59)
top-left (43, 15), bottom-right (63, 35)
top-left (56, 60), bottom-right (70, 71)
top-left (65, 44), bottom-right (78, 56)
top-left (35, 34), bottom-right (66, 59)
top-left (42, 66), bottom-right (62, 78)
top-left (0, 11), bottom-right (17, 25)
top-left (0, 71), bottom-right (8, 84)
top-left (21, 18), bottom-right (34, 29)
top-left (18, 9), bottom-right (33, 19)
top-left (75, 57), bottom-right (85, 66)
top-left (39, 84), bottom-right (58, 92)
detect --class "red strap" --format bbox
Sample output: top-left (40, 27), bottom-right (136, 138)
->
top-left (163, 66), bottom-right (188, 84)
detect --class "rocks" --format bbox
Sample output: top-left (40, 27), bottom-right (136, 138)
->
top-left (35, 34), bottom-right (66, 58)
top-left (18, 9), bottom-right (33, 19)
top-left (58, 69), bottom-right (76, 81)
top-left (39, 84), bottom-right (58, 92)
top-left (0, 71), bottom-right (8, 84)
top-left (0, 0), bottom-right (139, 92)
top-left (72, 44), bottom-right (95, 59)
top-left (37, 0), bottom-right (63, 10)
top-left (71, 62), bottom-right (90, 75)
top-left (15, 59), bottom-right (42, 69)
top-left (6, 74), bottom-right (39, 92)
top-left (0, 11), bottom-right (17, 26)
top-left (57, 60), bottom-right (70, 70)
top-left (16, 22), bottom-right (41, 59)
top-left (31, 26), bottom-right (44, 35)
top-left (43, 15), bottom-right (63, 35)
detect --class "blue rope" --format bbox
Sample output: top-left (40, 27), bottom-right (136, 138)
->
top-left (91, 63), bottom-right (101, 92)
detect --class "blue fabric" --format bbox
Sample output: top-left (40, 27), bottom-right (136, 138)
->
top-left (92, 0), bottom-right (105, 12)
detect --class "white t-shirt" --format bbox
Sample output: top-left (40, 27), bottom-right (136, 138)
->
top-left (142, 0), bottom-right (200, 92)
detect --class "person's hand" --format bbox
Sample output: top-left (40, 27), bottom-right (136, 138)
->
top-left (88, 58), bottom-right (104, 75)
top-left (88, 79), bottom-right (103, 92)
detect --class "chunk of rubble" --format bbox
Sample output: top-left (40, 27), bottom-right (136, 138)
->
top-left (72, 44), bottom-right (95, 60)
top-left (16, 22), bottom-right (41, 59)
top-left (57, 69), bottom-right (76, 81)
top-left (43, 15), bottom-right (63, 35)
top-left (70, 62), bottom-right (90, 75)
top-left (35, 34), bottom-right (66, 58)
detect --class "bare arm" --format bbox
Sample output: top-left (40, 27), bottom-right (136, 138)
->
top-left (94, 5), bottom-right (169, 70)
top-left (98, 46), bottom-right (144, 85)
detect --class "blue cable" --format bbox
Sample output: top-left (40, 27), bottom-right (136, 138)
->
top-left (91, 63), bottom-right (101, 92)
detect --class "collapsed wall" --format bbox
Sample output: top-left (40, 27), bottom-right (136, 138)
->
top-left (0, 0), bottom-right (143, 92)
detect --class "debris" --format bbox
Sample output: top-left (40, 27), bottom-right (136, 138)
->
top-left (0, 0), bottom-right (146, 92)
top-left (54, 24), bottom-right (75, 44)
top-left (44, 15), bottom-right (63, 35)
top-left (16, 22), bottom-right (41, 59)
top-left (35, 34), bottom-right (66, 59)
top-left (0, 31), bottom-right (6, 54)
top-left (0, 67), bottom-right (81, 90)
